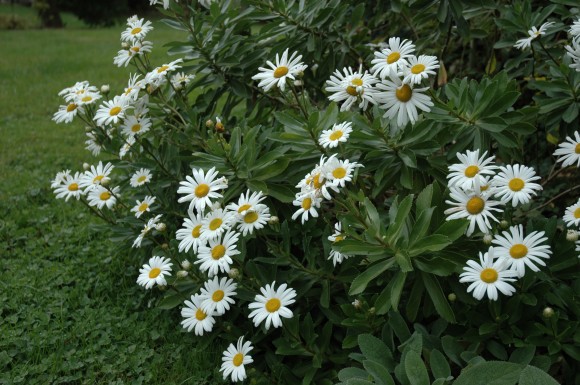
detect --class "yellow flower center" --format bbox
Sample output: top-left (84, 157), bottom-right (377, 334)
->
top-left (329, 130), bottom-right (343, 141)
top-left (66, 103), bottom-right (77, 112)
top-left (346, 78), bottom-right (363, 96)
top-left (464, 165), bottom-right (479, 178)
top-left (211, 244), bottom-right (226, 260)
top-left (395, 84), bottom-right (412, 102)
top-left (265, 298), bottom-right (281, 312)
top-left (137, 175), bottom-right (147, 183)
top-left (212, 290), bottom-right (224, 302)
top-left (387, 52), bottom-right (400, 64)
top-left (138, 203), bottom-right (148, 212)
top-left (508, 178), bottom-right (525, 192)
top-left (68, 183), bottom-right (79, 191)
top-left (575, 143), bottom-right (580, 154)
top-left (99, 192), bottom-right (111, 201)
top-left (574, 208), bottom-right (580, 218)
top-left (302, 197), bottom-right (312, 210)
top-left (509, 244), bottom-right (528, 259)
top-left (157, 65), bottom-right (169, 73)
top-left (334, 235), bottom-right (344, 243)
top-left (332, 167), bottom-right (347, 179)
top-left (411, 63), bottom-right (426, 74)
top-left (244, 211), bottom-right (259, 224)
top-left (109, 106), bottom-right (122, 116)
top-left (237, 204), bottom-right (252, 213)
top-left (192, 224), bottom-right (202, 238)
top-left (131, 124), bottom-right (142, 133)
top-left (273, 66), bottom-right (289, 78)
top-left (131, 46), bottom-right (140, 53)
top-left (124, 87), bottom-right (133, 95)
top-left (194, 183), bottom-right (210, 198)
top-left (346, 86), bottom-right (359, 96)
top-left (480, 268), bottom-right (498, 283)
top-left (209, 218), bottom-right (223, 231)
top-left (466, 196), bottom-right (484, 215)
top-left (195, 308), bottom-right (206, 321)
top-left (312, 173), bottom-right (324, 189)
top-left (148, 267), bottom-right (161, 279)
top-left (131, 27), bottom-right (142, 35)
top-left (481, 184), bottom-right (489, 191)
top-left (93, 175), bottom-right (104, 183)
top-left (232, 353), bottom-right (244, 367)
top-left (81, 96), bottom-right (92, 102)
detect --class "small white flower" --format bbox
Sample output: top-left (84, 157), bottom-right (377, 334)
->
top-left (87, 186), bottom-right (119, 209)
top-left (493, 164), bottom-right (542, 207)
top-left (291, 191), bottom-right (322, 224)
top-left (53, 172), bottom-right (84, 202)
top-left (402, 55), bottom-right (440, 85)
top-left (176, 211), bottom-right (207, 253)
top-left (318, 121), bottom-right (353, 148)
top-left (195, 230), bottom-right (240, 277)
top-left (200, 208), bottom-right (235, 241)
top-left (252, 48), bottom-right (307, 92)
top-left (199, 276), bottom-right (237, 316)
top-left (248, 281), bottom-right (296, 330)
top-left (325, 66), bottom-right (379, 112)
top-left (444, 186), bottom-right (503, 236)
top-left (447, 149), bottom-right (498, 190)
top-left (136, 256), bottom-right (173, 289)
top-left (94, 95), bottom-right (131, 127)
top-left (328, 222), bottom-right (350, 266)
top-left (181, 294), bottom-right (216, 336)
top-left (370, 37), bottom-right (416, 79)
top-left (130, 168), bottom-right (152, 187)
top-left (563, 199), bottom-right (580, 227)
top-left (131, 195), bottom-right (156, 218)
top-left (513, 22), bottom-right (554, 50)
top-left (220, 337), bottom-right (254, 382)
top-left (177, 166), bottom-right (228, 213)
top-left (553, 131), bottom-right (580, 166)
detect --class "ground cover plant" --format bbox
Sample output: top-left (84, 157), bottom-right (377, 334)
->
top-left (49, 0), bottom-right (579, 384)
top-left (0, 8), bottom-right (225, 384)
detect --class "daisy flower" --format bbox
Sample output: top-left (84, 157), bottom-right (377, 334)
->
top-left (121, 16), bottom-right (153, 43)
top-left (226, 189), bottom-right (267, 217)
top-left (121, 115), bottom-right (152, 137)
top-left (236, 205), bottom-right (270, 236)
top-left (565, 39), bottom-right (580, 72)
top-left (444, 186), bottom-right (503, 236)
top-left (199, 276), bottom-right (237, 316)
top-left (58, 81), bottom-right (96, 99)
top-left (130, 168), bottom-right (152, 187)
top-left (252, 48), bottom-right (307, 92)
top-left (195, 230), bottom-right (240, 277)
top-left (53, 172), bottom-right (84, 201)
top-left (122, 73), bottom-right (145, 101)
top-left (570, 18), bottom-right (580, 39)
top-left (248, 281), bottom-right (296, 330)
top-left (149, 0), bottom-right (175, 10)
top-left (459, 248), bottom-right (518, 301)
top-left (136, 256), bottom-right (172, 289)
top-left (52, 102), bottom-right (82, 124)
top-left (133, 214), bottom-right (163, 248)
top-left (493, 164), bottom-right (542, 207)
top-left (328, 222), bottom-right (350, 266)
top-left (94, 95), bottom-right (131, 127)
top-left (85, 133), bottom-right (102, 156)
top-left (402, 55), bottom-right (440, 85)
top-left (171, 72), bottom-right (195, 89)
top-left (375, 74), bottom-right (433, 127)
top-left (325, 66), bottom-right (379, 111)
top-left (324, 155), bottom-right (363, 188)
top-left (553, 131), bottom-right (580, 167)
top-left (131, 195), bottom-right (156, 218)
top-left (370, 37), bottom-right (416, 79)
top-left (145, 58), bottom-right (183, 85)
top-left (296, 156), bottom-right (340, 200)
top-left (513, 22), bottom-right (554, 50)
top-left (447, 149), bottom-right (498, 190)
top-left (220, 337), bottom-right (254, 383)
top-left (318, 121), bottom-right (353, 148)
top-left (177, 166), bottom-right (228, 212)
top-left (75, 91), bottom-right (101, 106)
top-left (492, 225), bottom-right (552, 277)
top-left (87, 185), bottom-right (120, 210)
top-left (291, 191), bottom-right (322, 224)
top-left (563, 199), bottom-right (580, 227)
top-left (181, 294), bottom-right (216, 336)
top-left (51, 170), bottom-right (71, 188)
top-left (114, 41), bottom-right (153, 68)
top-left (201, 208), bottom-right (235, 240)
top-left (79, 161), bottom-right (114, 192)
top-left (176, 211), bottom-right (207, 253)
top-left (119, 135), bottom-right (136, 159)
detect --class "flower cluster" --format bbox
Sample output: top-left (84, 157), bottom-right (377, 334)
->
top-left (115, 15), bottom-right (154, 67)
top-left (252, 48), bottom-right (308, 92)
top-left (444, 149), bottom-right (542, 236)
top-left (513, 22), bottom-right (553, 50)
top-left (52, 81), bottom-right (101, 124)
top-left (565, 18), bottom-right (580, 72)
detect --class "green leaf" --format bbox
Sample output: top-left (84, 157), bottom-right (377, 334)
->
top-left (441, 336), bottom-right (462, 365)
top-left (416, 184), bottom-right (434, 213)
top-left (338, 367), bottom-right (369, 381)
top-left (509, 346), bottom-right (535, 366)
top-left (386, 195), bottom-right (413, 244)
top-left (408, 234), bottom-right (451, 256)
top-left (346, 379), bottom-right (374, 385)
top-left (518, 365), bottom-right (560, 385)
top-left (358, 334), bottom-right (395, 371)
top-left (349, 259), bottom-right (396, 295)
top-left (429, 349), bottom-right (451, 379)
top-left (395, 250), bottom-right (413, 272)
top-left (435, 219), bottom-right (467, 241)
top-left (476, 117), bottom-right (507, 133)
top-left (363, 360), bottom-right (396, 385)
top-left (562, 102), bottom-right (579, 123)
top-left (388, 310), bottom-right (411, 342)
top-left (404, 351), bottom-right (430, 385)
top-left (375, 271), bottom-right (407, 314)
top-left (453, 361), bottom-right (522, 385)
top-left (421, 272), bottom-right (456, 323)
top-left (157, 293), bottom-right (186, 310)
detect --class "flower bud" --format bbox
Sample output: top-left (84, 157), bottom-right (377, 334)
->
top-left (100, 178), bottom-right (109, 186)
top-left (542, 307), bottom-right (555, 318)
top-left (161, 242), bottom-right (169, 249)
top-left (268, 216), bottom-right (279, 225)
top-left (181, 260), bottom-right (192, 271)
top-left (228, 268), bottom-right (240, 279)
top-left (368, 306), bottom-right (375, 315)
top-left (448, 293), bottom-right (457, 302)
top-left (483, 233), bottom-right (493, 245)
top-left (156, 223), bottom-right (167, 232)
top-left (215, 117), bottom-right (224, 133)
top-left (100, 84), bottom-right (110, 94)
top-left (294, 79), bottom-right (303, 86)
top-left (352, 299), bottom-right (362, 309)
top-left (205, 119), bottom-right (214, 128)
top-left (83, 162), bottom-right (90, 171)
top-left (176, 270), bottom-right (188, 278)
top-left (121, 42), bottom-right (130, 49)
top-left (566, 230), bottom-right (578, 242)
top-left (500, 220), bottom-right (509, 229)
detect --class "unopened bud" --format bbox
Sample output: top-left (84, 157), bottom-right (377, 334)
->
top-left (352, 299), bottom-right (362, 309)
top-left (100, 178), bottom-right (110, 186)
top-left (215, 117), bottom-right (224, 133)
top-left (205, 119), bottom-right (214, 128)
top-left (176, 270), bottom-right (188, 278)
top-left (294, 79), bottom-right (303, 86)
top-left (100, 84), bottom-right (110, 94)
top-left (483, 233), bottom-right (493, 245)
top-left (161, 242), bottom-right (169, 249)
top-left (268, 216), bottom-right (279, 225)
top-left (368, 307), bottom-right (375, 315)
top-left (311, 64), bottom-right (319, 73)
top-left (121, 42), bottom-right (130, 49)
top-left (181, 260), bottom-right (192, 271)
top-left (85, 126), bottom-right (92, 132)
top-left (156, 223), bottom-right (167, 232)
top-left (566, 230), bottom-right (579, 242)
top-left (173, 82), bottom-right (182, 91)
top-left (500, 220), bottom-right (509, 229)
top-left (228, 268), bottom-right (240, 279)
top-left (448, 293), bottom-right (457, 302)
top-left (542, 307), bottom-right (555, 318)
top-left (83, 162), bottom-right (90, 171)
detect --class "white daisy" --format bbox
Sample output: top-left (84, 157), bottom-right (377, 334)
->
top-left (201, 208), bottom-right (235, 241)
top-left (84, 132), bottom-right (102, 157)
top-left (296, 156), bottom-right (339, 200)
top-left (75, 91), bottom-right (101, 106)
top-left (94, 95), bottom-right (131, 127)
top-left (325, 66), bottom-right (379, 111)
top-left (51, 170), bottom-right (71, 188)
top-left (565, 39), bottom-right (580, 72)
top-left (492, 225), bottom-right (552, 277)
top-left (444, 186), bottom-right (503, 236)
top-left (370, 37), bottom-right (416, 79)
top-left (121, 16), bottom-right (153, 43)
top-left (171, 71), bottom-right (195, 89)
top-left (375, 74), bottom-right (433, 127)
top-left (180, 294), bottom-right (216, 336)
top-left (328, 222), bottom-right (350, 266)
top-left (133, 214), bottom-right (162, 248)
top-left (493, 164), bottom-right (542, 207)
top-left (131, 195), bottom-right (156, 218)
top-left (459, 248), bottom-right (518, 301)
top-left (145, 59), bottom-right (183, 85)
top-left (402, 55), bottom-right (440, 85)
top-left (248, 281), bottom-right (296, 330)
top-left (121, 115), bottom-right (151, 137)
top-left (79, 161), bottom-right (114, 192)
top-left (570, 18), bottom-right (580, 39)
top-left (122, 73), bottom-right (145, 101)
top-left (553, 131), bottom-right (580, 167)
top-left (318, 121), bottom-right (353, 148)
top-left (563, 199), bottom-right (580, 227)
top-left (514, 22), bottom-right (554, 50)
top-left (119, 135), bottom-right (136, 159)
top-left (195, 230), bottom-right (240, 277)
top-left (324, 155), bottom-right (363, 188)
top-left (252, 48), bottom-right (307, 92)
top-left (53, 172), bottom-right (84, 201)
top-left (130, 168), bottom-right (152, 187)
top-left (291, 191), bottom-right (322, 224)
top-left (220, 336), bottom-right (254, 383)
top-left (236, 205), bottom-right (270, 236)
top-left (447, 149), bottom-right (498, 190)
top-left (136, 256), bottom-right (172, 289)
top-left (226, 189), bottom-right (267, 217)
top-left (58, 81), bottom-right (96, 99)
top-left (176, 211), bottom-right (207, 253)
top-left (52, 102), bottom-right (82, 124)
top-left (177, 166), bottom-right (228, 212)
top-left (199, 276), bottom-right (237, 316)
top-left (87, 185), bottom-right (119, 210)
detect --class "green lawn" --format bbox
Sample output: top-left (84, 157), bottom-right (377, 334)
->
top-left (0, 9), bottom-right (225, 385)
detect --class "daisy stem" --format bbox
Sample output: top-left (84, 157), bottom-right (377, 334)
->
top-left (133, 135), bottom-right (180, 182)
top-left (78, 197), bottom-right (116, 225)
top-left (156, 90), bottom-right (188, 127)
top-left (105, 186), bottom-right (129, 211)
top-left (534, 184), bottom-right (580, 212)
top-left (289, 83), bottom-right (308, 120)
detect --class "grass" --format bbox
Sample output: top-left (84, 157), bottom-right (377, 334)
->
top-left (0, 8), bottom-right (226, 385)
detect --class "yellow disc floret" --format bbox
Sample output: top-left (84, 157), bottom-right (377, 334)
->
top-left (508, 178), bottom-right (525, 192)
top-left (265, 298), bottom-right (281, 312)
top-left (244, 211), bottom-right (259, 224)
top-left (480, 268), bottom-right (498, 283)
top-left (387, 52), bottom-right (400, 64)
top-left (232, 353), bottom-right (244, 367)
top-left (212, 290), bottom-right (225, 302)
top-left (464, 165), bottom-right (479, 178)
top-left (195, 183), bottom-right (210, 198)
top-left (466, 196), bottom-right (484, 215)
top-left (149, 267), bottom-right (161, 279)
top-left (273, 66), bottom-right (289, 78)
top-left (195, 308), bottom-right (206, 321)
top-left (209, 218), bottom-right (223, 231)
top-left (509, 244), bottom-right (528, 259)
top-left (109, 106), bottom-right (122, 116)
top-left (395, 84), bottom-right (412, 102)
top-left (329, 130), bottom-right (343, 141)
top-left (211, 245), bottom-right (226, 260)
top-left (411, 64), bottom-right (426, 74)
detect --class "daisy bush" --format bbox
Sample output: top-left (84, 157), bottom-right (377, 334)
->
top-left (50, 1), bottom-right (580, 384)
